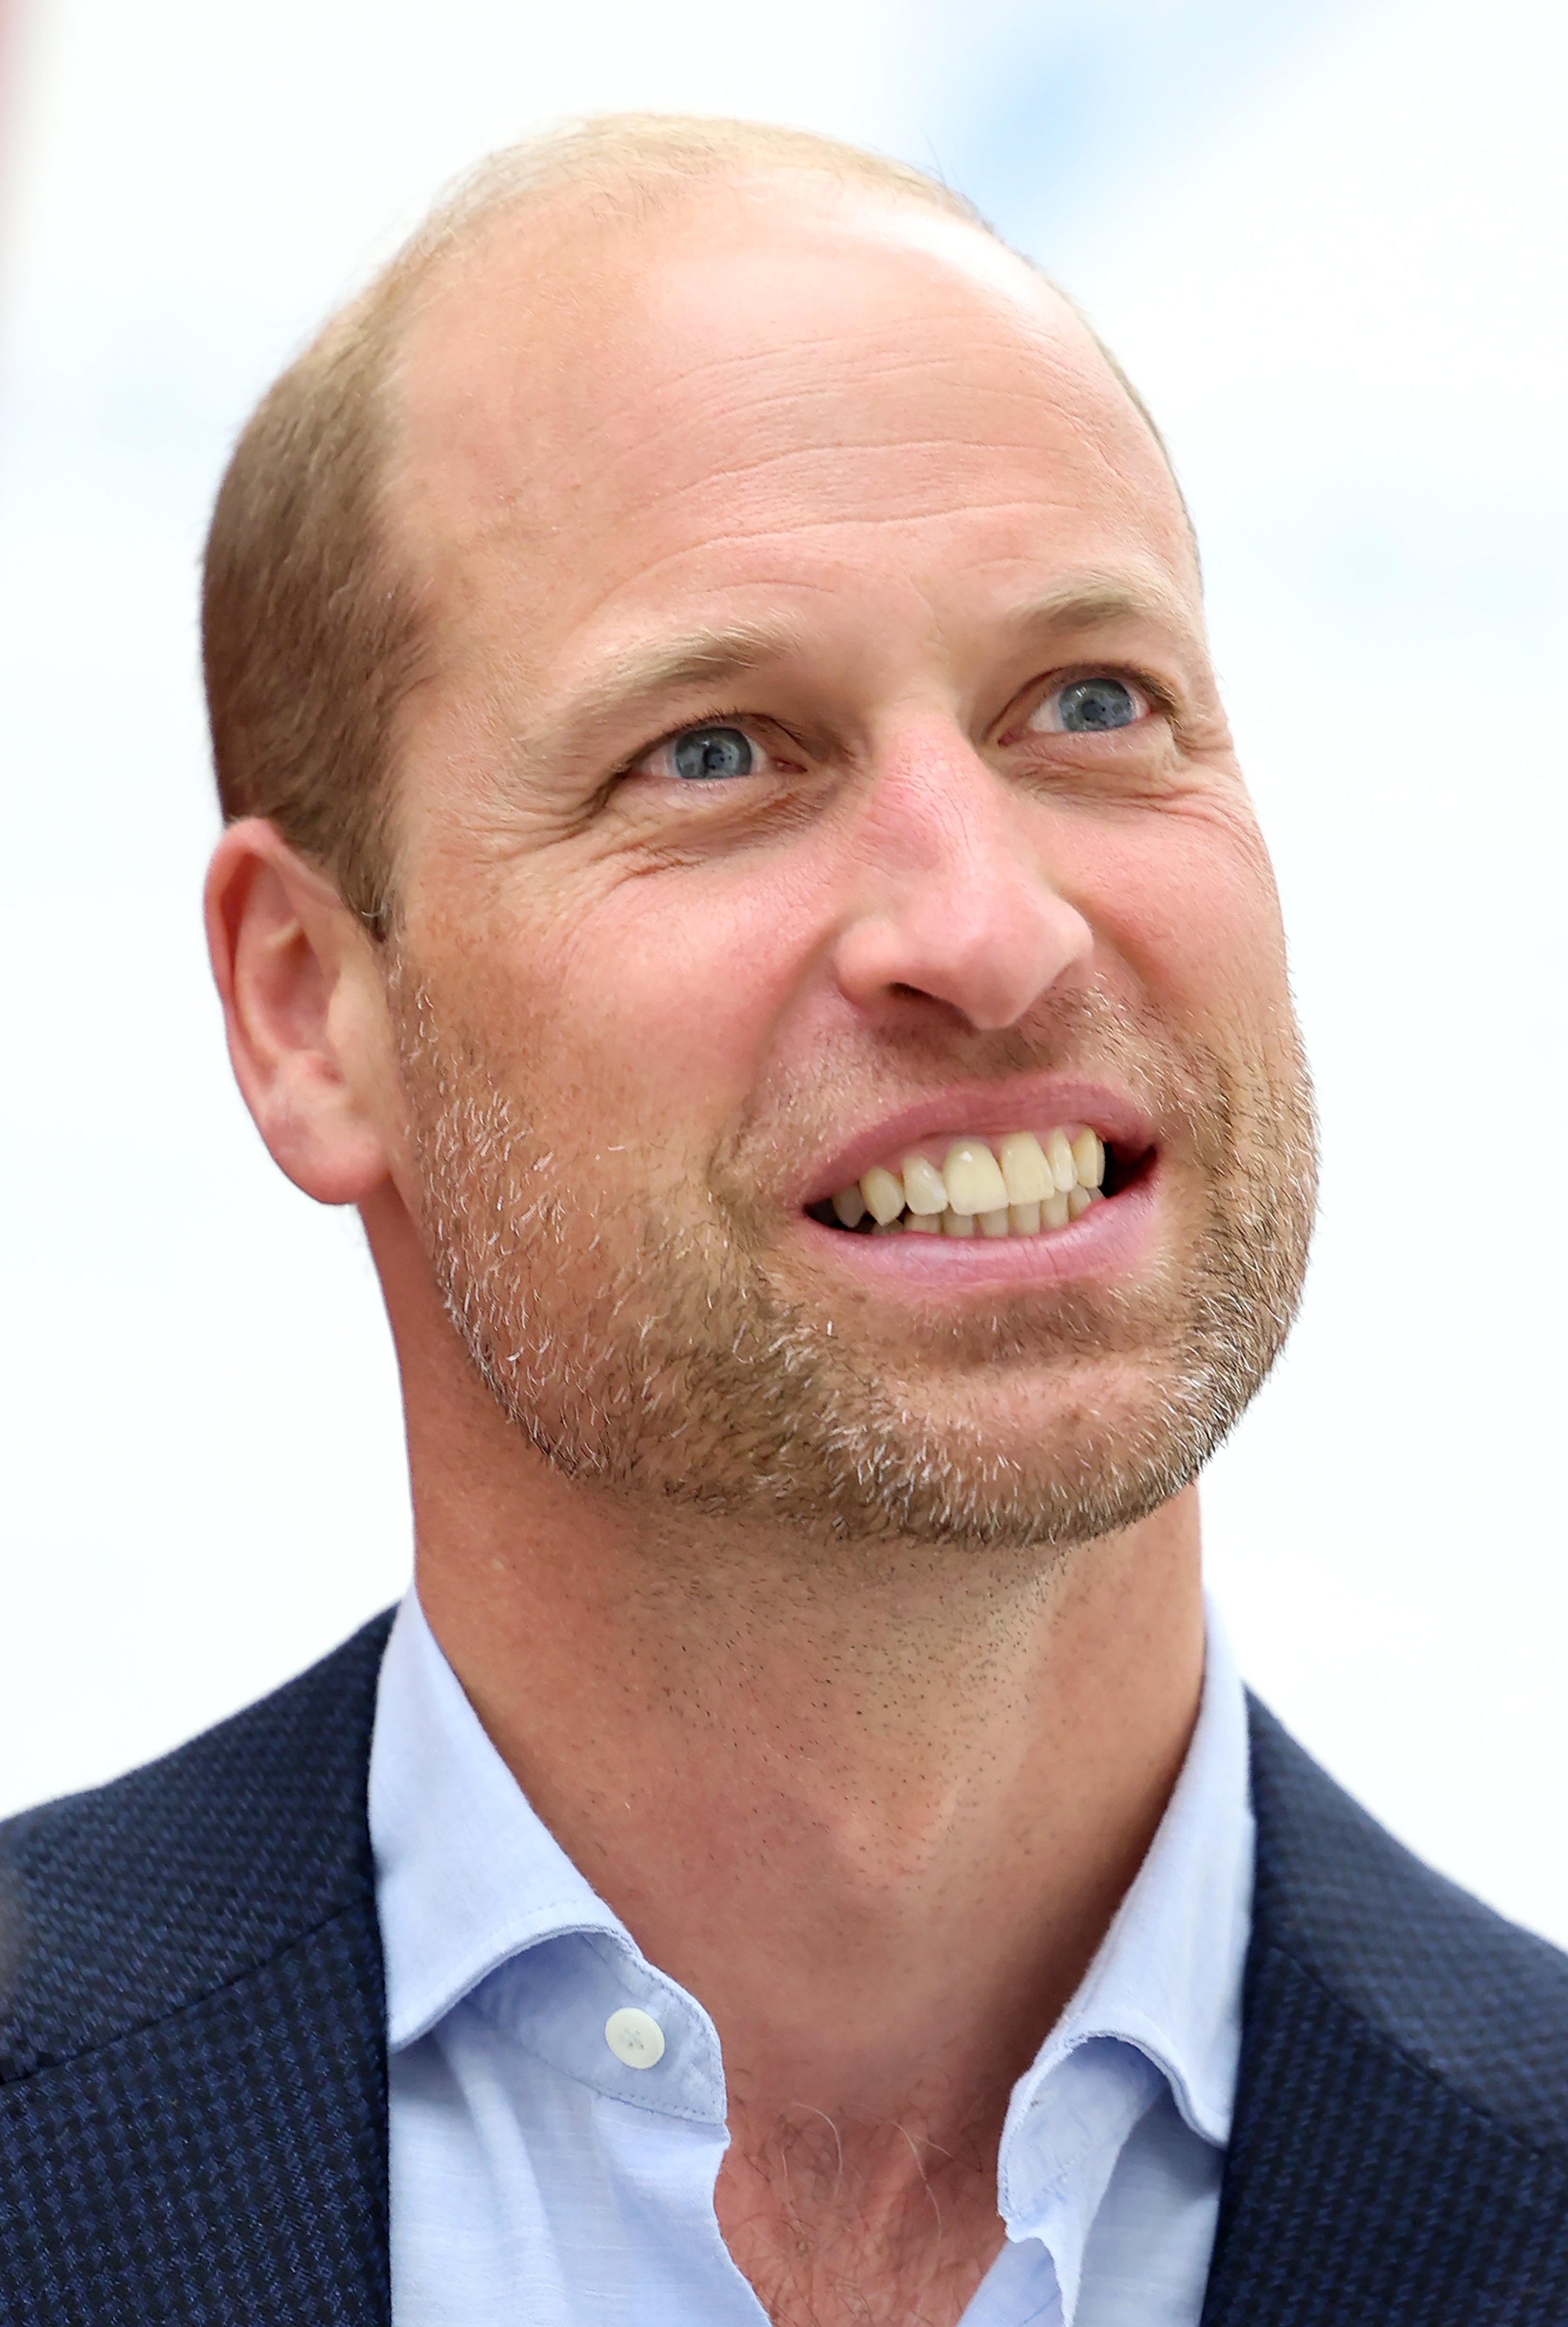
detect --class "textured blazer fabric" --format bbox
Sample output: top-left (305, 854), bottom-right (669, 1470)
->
top-left (0, 1615), bottom-right (395, 2325)
top-left (2, 1613), bottom-right (1566, 2324)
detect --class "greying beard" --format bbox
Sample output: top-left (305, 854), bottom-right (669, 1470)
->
top-left (390, 969), bottom-right (1317, 1552)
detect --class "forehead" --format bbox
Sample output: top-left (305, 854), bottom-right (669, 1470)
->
top-left (390, 180), bottom-right (1197, 675)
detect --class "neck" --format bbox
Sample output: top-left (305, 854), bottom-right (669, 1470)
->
top-left (401, 1325), bottom-right (1203, 2106)
top-left (379, 1208), bottom-right (1206, 2323)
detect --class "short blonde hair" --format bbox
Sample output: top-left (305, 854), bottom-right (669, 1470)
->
top-left (202, 114), bottom-right (1171, 935)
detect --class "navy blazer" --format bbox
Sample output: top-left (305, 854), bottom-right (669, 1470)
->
top-left (2, 1612), bottom-right (1566, 2322)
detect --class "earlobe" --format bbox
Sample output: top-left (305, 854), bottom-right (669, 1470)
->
top-left (205, 819), bottom-right (398, 1206)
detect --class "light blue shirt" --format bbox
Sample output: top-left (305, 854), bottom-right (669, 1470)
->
top-left (371, 1591), bottom-right (1253, 2326)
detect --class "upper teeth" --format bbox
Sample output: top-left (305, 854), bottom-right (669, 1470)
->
top-left (829, 1127), bottom-right (1106, 1236)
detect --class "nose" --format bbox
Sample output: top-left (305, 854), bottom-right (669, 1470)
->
top-left (828, 722), bottom-right (1094, 1031)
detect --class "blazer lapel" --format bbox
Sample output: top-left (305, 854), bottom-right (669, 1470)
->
top-left (1200, 1700), bottom-right (1568, 2324)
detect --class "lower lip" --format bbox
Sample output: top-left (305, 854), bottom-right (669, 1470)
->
top-left (798, 1171), bottom-right (1161, 1289)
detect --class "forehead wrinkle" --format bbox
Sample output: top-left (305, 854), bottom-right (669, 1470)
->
top-left (390, 222), bottom-right (1199, 665)
top-left (561, 349), bottom-right (1162, 517)
top-left (396, 200), bottom-right (1168, 524)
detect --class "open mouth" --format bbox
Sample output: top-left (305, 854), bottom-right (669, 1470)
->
top-left (805, 1126), bottom-right (1152, 1240)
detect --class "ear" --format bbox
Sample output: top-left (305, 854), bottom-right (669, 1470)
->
top-left (204, 819), bottom-right (401, 1206)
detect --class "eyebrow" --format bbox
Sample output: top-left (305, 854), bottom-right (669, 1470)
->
top-left (558, 620), bottom-right (812, 746)
top-left (547, 573), bottom-right (1202, 758)
top-left (1007, 574), bottom-right (1204, 653)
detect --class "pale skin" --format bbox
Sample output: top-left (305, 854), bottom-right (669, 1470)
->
top-left (207, 177), bottom-right (1296, 2325)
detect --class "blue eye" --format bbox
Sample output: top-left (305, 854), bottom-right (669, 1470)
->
top-left (671, 725), bottom-right (756, 780)
top-left (1053, 677), bottom-right (1139, 732)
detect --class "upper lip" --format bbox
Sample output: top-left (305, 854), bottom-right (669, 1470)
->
top-left (798, 1075), bottom-right (1160, 1206)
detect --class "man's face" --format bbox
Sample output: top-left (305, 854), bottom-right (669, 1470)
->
top-left (378, 182), bottom-right (1316, 1547)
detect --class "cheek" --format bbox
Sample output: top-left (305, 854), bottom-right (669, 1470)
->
top-left (472, 853), bottom-right (831, 1153)
top-left (1067, 800), bottom-right (1290, 1034)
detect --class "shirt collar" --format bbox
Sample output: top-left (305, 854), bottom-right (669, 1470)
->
top-left (370, 1588), bottom-right (618, 2050)
top-left (995, 1600), bottom-right (1254, 2308)
top-left (371, 1584), bottom-right (1252, 2178)
top-left (370, 1590), bottom-right (729, 2121)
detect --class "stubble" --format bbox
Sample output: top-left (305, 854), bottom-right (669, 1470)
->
top-left (388, 962), bottom-right (1318, 1553)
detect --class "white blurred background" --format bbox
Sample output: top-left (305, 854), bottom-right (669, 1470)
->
top-left (2, 0), bottom-right (1564, 1935)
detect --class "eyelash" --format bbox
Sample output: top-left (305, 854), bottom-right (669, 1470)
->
top-left (1013, 666), bottom-right (1176, 736)
top-left (621, 709), bottom-right (787, 784)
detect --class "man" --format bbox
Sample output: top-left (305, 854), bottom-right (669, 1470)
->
top-left (1, 114), bottom-right (1564, 2327)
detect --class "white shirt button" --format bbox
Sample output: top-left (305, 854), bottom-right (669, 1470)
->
top-left (604, 2005), bottom-right (665, 2069)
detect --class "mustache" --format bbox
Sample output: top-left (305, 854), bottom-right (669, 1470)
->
top-left (718, 983), bottom-right (1221, 1187)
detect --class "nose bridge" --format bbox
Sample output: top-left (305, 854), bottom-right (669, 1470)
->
top-left (855, 713), bottom-right (1001, 886)
top-left (831, 714), bottom-right (1094, 1031)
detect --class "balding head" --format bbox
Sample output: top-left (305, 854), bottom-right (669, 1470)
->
top-left (201, 113), bottom-right (1180, 936)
